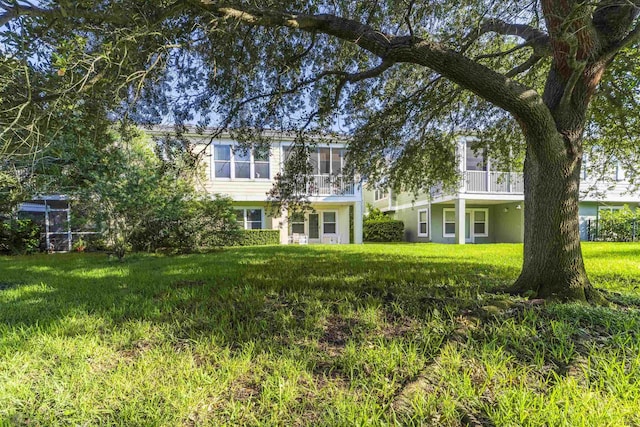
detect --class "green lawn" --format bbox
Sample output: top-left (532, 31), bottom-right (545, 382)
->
top-left (1, 243), bottom-right (640, 426)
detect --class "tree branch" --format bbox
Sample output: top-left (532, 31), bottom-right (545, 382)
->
top-left (505, 54), bottom-right (544, 78)
top-left (559, 33), bottom-right (587, 111)
top-left (481, 18), bottom-right (549, 44)
top-left (333, 60), bottom-right (393, 104)
top-left (192, 2), bottom-right (555, 130)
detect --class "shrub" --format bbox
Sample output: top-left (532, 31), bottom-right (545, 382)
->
top-left (0, 219), bottom-right (41, 254)
top-left (128, 196), bottom-right (241, 252)
top-left (229, 229), bottom-right (280, 246)
top-left (365, 204), bottom-right (390, 221)
top-left (595, 205), bottom-right (637, 241)
top-left (72, 237), bottom-right (87, 252)
top-left (364, 219), bottom-right (404, 242)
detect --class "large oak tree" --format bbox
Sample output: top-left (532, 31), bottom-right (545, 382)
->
top-left (2, 1), bottom-right (640, 302)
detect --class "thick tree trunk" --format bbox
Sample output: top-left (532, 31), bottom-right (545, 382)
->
top-left (510, 134), bottom-right (602, 303)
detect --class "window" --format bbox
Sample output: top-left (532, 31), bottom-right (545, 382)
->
top-left (214, 145), bottom-right (231, 178)
top-left (290, 212), bottom-right (305, 234)
top-left (332, 149), bottom-right (344, 175)
top-left (235, 208), bottom-right (263, 229)
top-left (443, 209), bottom-right (456, 237)
top-left (473, 210), bottom-right (488, 237)
top-left (254, 147), bottom-right (270, 178)
top-left (323, 212), bottom-right (337, 234)
top-left (616, 161), bottom-right (625, 182)
top-left (374, 189), bottom-right (388, 201)
top-left (442, 208), bottom-right (488, 238)
top-left (319, 147), bottom-right (331, 174)
top-left (465, 142), bottom-right (487, 171)
top-left (599, 205), bottom-right (623, 214)
top-left (234, 148), bottom-right (251, 179)
top-left (418, 209), bottom-right (429, 237)
top-left (285, 145), bottom-right (345, 176)
top-left (212, 144), bottom-right (270, 180)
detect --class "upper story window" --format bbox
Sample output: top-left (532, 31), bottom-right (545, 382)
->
top-left (214, 145), bottom-right (232, 178)
top-left (465, 142), bottom-right (487, 171)
top-left (283, 145), bottom-right (345, 175)
top-left (212, 144), bottom-right (270, 180)
top-left (374, 189), bottom-right (388, 201)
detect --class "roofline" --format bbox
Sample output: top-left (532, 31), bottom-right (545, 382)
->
top-left (142, 125), bottom-right (350, 143)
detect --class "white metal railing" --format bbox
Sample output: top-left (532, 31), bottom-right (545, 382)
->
top-left (464, 170), bottom-right (524, 193)
top-left (293, 174), bottom-right (355, 196)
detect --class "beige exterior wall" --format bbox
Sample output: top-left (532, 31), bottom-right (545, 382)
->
top-left (147, 129), bottom-right (363, 244)
top-left (199, 139), bottom-right (284, 200)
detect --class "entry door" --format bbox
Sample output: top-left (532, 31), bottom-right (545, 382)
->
top-left (308, 213), bottom-right (320, 241)
top-left (465, 212), bottom-right (473, 243)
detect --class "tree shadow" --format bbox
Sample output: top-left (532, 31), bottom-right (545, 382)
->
top-left (3, 246), bottom-right (638, 423)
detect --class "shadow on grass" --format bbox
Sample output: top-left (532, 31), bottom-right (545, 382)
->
top-left (3, 245), bottom-right (640, 424)
top-left (0, 246), bottom-right (519, 339)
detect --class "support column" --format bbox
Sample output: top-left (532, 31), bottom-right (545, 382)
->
top-left (459, 140), bottom-right (467, 192)
top-left (455, 198), bottom-right (466, 245)
top-left (44, 200), bottom-right (51, 251)
top-left (354, 200), bottom-right (363, 244)
top-left (67, 203), bottom-right (72, 252)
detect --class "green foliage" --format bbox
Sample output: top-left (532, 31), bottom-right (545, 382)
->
top-left (363, 219), bottom-right (404, 242)
top-left (594, 206), bottom-right (638, 242)
top-left (0, 219), bottom-right (41, 255)
top-left (364, 204), bottom-right (403, 241)
top-left (0, 172), bottom-right (24, 215)
top-left (68, 128), bottom-right (212, 257)
top-left (129, 196), bottom-right (241, 252)
top-left (110, 237), bottom-right (131, 262)
top-left (229, 229), bottom-right (280, 246)
top-left (365, 204), bottom-right (390, 221)
top-left (71, 237), bottom-right (87, 252)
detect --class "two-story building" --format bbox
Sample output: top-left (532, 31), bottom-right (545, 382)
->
top-left (149, 127), bottom-right (364, 245)
top-left (365, 138), bottom-right (640, 244)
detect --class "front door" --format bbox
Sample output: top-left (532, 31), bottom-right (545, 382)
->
top-left (465, 212), bottom-right (473, 243)
top-left (308, 213), bottom-right (320, 242)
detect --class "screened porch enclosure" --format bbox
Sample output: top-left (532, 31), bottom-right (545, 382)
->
top-left (18, 198), bottom-right (72, 252)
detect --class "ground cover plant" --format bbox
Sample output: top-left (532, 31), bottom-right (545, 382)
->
top-left (1, 243), bottom-right (640, 426)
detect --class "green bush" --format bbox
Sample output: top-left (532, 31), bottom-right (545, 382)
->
top-left (0, 219), bottom-right (41, 254)
top-left (595, 205), bottom-right (637, 241)
top-left (129, 196), bottom-right (240, 252)
top-left (229, 229), bottom-right (280, 246)
top-left (364, 219), bottom-right (404, 242)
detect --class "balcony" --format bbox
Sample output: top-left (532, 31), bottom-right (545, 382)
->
top-left (294, 174), bottom-right (356, 196)
top-left (464, 171), bottom-right (524, 194)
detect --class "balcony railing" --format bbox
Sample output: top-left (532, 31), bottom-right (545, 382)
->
top-left (293, 174), bottom-right (356, 196)
top-left (464, 170), bottom-right (524, 193)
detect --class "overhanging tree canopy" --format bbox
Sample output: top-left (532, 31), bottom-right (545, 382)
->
top-left (1, 0), bottom-right (640, 301)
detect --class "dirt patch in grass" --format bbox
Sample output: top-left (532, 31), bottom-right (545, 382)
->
top-left (230, 376), bottom-right (261, 401)
top-left (319, 315), bottom-right (359, 356)
top-left (119, 339), bottom-right (155, 361)
top-left (380, 316), bottom-right (421, 340)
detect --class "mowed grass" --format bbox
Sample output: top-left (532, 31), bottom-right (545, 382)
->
top-left (1, 243), bottom-right (640, 426)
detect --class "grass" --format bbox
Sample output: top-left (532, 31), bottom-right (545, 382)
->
top-left (1, 242), bottom-right (640, 426)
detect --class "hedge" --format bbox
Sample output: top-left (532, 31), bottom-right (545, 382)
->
top-left (230, 229), bottom-right (280, 246)
top-left (363, 219), bottom-right (404, 242)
